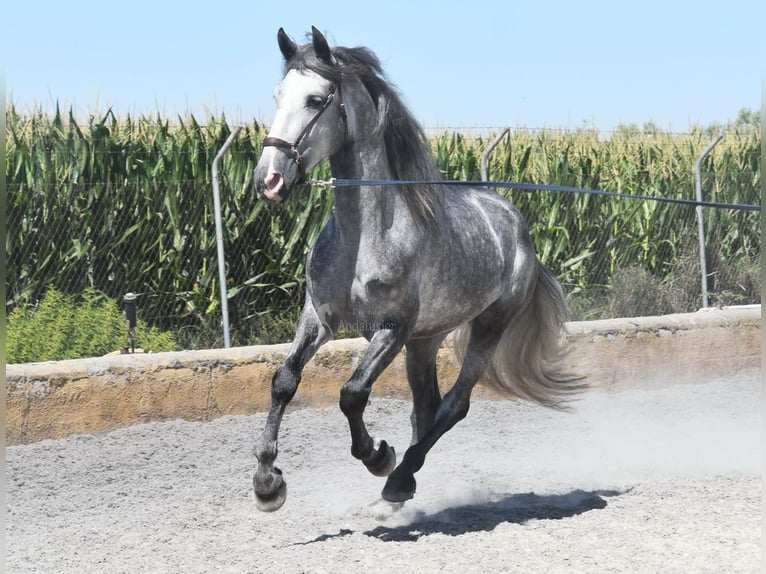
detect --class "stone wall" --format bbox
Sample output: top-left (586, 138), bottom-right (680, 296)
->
top-left (6, 306), bottom-right (760, 445)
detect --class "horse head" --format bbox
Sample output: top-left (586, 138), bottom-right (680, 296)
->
top-left (254, 27), bottom-right (349, 205)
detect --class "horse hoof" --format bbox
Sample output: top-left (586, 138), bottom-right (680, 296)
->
top-left (381, 472), bottom-right (416, 503)
top-left (364, 440), bottom-right (397, 477)
top-left (254, 480), bottom-right (287, 512)
top-left (253, 470), bottom-right (288, 512)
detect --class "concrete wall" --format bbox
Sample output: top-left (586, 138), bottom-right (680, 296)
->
top-left (6, 306), bottom-right (760, 445)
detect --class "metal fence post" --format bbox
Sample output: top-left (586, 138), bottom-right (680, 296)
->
top-left (211, 126), bottom-right (242, 348)
top-left (694, 132), bottom-right (724, 308)
top-left (480, 127), bottom-right (510, 181)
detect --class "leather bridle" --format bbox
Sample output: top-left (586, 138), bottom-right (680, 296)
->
top-left (261, 82), bottom-right (347, 182)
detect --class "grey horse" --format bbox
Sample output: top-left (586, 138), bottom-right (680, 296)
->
top-left (252, 26), bottom-right (582, 512)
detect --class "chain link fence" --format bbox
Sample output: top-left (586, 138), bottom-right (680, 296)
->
top-left (6, 110), bottom-right (761, 352)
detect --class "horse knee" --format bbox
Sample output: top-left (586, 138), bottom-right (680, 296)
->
top-left (339, 382), bottom-right (368, 417)
top-left (271, 365), bottom-right (300, 403)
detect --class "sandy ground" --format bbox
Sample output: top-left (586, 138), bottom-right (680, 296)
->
top-left (6, 376), bottom-right (761, 573)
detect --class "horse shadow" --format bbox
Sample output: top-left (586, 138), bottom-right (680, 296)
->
top-left (293, 488), bottom-right (626, 545)
top-left (364, 489), bottom-right (624, 542)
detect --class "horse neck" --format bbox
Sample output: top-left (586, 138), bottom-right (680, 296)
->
top-left (329, 140), bottom-right (401, 236)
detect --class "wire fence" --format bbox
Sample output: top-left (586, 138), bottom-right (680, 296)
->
top-left (6, 112), bottom-right (761, 351)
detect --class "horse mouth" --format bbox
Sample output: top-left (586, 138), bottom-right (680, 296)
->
top-left (262, 172), bottom-right (285, 204)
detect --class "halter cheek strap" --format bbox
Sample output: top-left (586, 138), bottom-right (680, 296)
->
top-left (262, 83), bottom-right (347, 182)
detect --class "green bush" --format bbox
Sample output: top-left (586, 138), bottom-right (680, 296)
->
top-left (172, 306), bottom-right (302, 349)
top-left (6, 287), bottom-right (177, 363)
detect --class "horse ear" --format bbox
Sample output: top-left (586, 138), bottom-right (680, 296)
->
top-left (277, 27), bottom-right (297, 61)
top-left (311, 26), bottom-right (333, 64)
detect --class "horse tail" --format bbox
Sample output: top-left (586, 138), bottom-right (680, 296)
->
top-left (452, 260), bottom-right (585, 409)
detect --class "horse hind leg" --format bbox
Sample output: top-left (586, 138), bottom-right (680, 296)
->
top-left (381, 307), bottom-right (509, 503)
top-left (254, 300), bottom-right (332, 512)
top-left (405, 336), bottom-right (445, 446)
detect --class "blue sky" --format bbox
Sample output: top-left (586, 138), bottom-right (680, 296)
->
top-left (5, 1), bottom-right (764, 131)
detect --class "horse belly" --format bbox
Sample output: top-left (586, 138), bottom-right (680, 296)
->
top-left (411, 204), bottom-right (528, 336)
top-left (412, 256), bottom-right (506, 337)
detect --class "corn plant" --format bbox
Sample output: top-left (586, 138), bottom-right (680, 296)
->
top-left (434, 124), bottom-right (760, 296)
top-left (6, 106), bottom-right (760, 347)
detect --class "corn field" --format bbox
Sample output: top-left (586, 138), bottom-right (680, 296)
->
top-left (5, 106), bottom-right (761, 348)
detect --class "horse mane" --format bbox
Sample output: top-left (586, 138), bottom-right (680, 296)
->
top-left (284, 40), bottom-right (443, 226)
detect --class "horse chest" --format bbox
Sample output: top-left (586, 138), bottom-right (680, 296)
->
top-left (307, 228), bottom-right (410, 323)
top-left (310, 254), bottom-right (401, 304)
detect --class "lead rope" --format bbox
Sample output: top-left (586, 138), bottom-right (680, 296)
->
top-left (307, 177), bottom-right (760, 212)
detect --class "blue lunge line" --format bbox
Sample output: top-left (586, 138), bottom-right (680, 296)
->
top-left (313, 178), bottom-right (761, 212)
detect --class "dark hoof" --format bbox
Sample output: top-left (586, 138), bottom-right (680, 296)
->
top-left (364, 440), bottom-right (397, 477)
top-left (254, 468), bottom-right (287, 512)
top-left (381, 471), bottom-right (416, 503)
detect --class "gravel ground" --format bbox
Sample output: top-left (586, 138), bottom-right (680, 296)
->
top-left (7, 376), bottom-right (761, 573)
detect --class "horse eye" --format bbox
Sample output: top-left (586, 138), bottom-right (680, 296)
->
top-left (306, 95), bottom-right (325, 109)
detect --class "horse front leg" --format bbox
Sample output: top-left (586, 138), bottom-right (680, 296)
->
top-left (254, 300), bottom-right (332, 512)
top-left (339, 327), bottom-right (409, 478)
